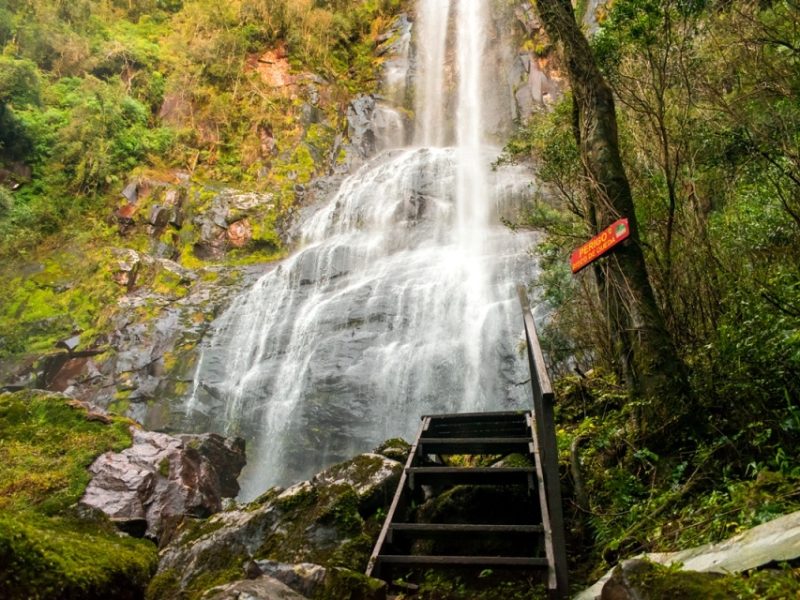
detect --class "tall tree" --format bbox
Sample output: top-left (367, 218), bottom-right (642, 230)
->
top-left (534, 0), bottom-right (689, 426)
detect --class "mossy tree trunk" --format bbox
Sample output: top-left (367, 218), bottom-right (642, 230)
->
top-left (535, 0), bottom-right (690, 426)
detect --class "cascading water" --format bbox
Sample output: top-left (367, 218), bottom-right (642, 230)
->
top-left (187, 0), bottom-right (542, 500)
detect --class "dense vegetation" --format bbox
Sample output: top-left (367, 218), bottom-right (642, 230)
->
top-left (0, 0), bottom-right (400, 250)
top-left (0, 391), bottom-right (157, 598)
top-left (505, 0), bottom-right (800, 582)
top-left (0, 0), bottom-right (402, 361)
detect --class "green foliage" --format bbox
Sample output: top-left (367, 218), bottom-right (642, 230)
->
top-left (403, 569), bottom-right (545, 600)
top-left (0, 390), bottom-right (157, 598)
top-left (0, 56), bottom-right (40, 106)
top-left (553, 372), bottom-right (800, 580)
top-left (0, 0), bottom-right (404, 365)
top-left (0, 0), bottom-right (398, 257)
top-left (512, 0), bottom-right (800, 511)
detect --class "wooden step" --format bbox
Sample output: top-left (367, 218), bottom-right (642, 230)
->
top-left (423, 410), bottom-right (529, 422)
top-left (388, 523), bottom-right (543, 542)
top-left (418, 436), bottom-right (533, 455)
top-left (406, 466), bottom-right (535, 488)
top-left (424, 425), bottom-right (531, 439)
top-left (423, 413), bottom-right (532, 438)
top-left (376, 555), bottom-right (549, 568)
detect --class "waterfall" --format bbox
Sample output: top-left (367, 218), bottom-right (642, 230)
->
top-left (186, 0), bottom-right (541, 499)
top-left (414, 0), bottom-right (450, 146)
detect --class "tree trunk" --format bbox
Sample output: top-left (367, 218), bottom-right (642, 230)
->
top-left (535, 0), bottom-right (689, 420)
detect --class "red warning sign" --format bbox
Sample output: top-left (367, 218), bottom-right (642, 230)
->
top-left (570, 218), bottom-right (630, 274)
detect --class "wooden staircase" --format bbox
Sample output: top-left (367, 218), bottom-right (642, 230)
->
top-left (366, 287), bottom-right (568, 599)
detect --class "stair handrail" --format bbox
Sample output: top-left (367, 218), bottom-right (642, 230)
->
top-left (517, 285), bottom-right (569, 599)
top-left (366, 417), bottom-right (429, 579)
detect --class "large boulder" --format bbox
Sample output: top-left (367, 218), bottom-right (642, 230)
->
top-left (80, 428), bottom-right (246, 543)
top-left (148, 449), bottom-right (401, 599)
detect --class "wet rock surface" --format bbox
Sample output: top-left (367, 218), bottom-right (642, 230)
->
top-left (80, 428), bottom-right (246, 543)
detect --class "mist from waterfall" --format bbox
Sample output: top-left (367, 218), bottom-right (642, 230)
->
top-left (186, 0), bottom-right (541, 499)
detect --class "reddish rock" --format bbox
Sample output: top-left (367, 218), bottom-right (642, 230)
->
top-left (80, 429), bottom-right (246, 544)
top-left (227, 219), bottom-right (252, 248)
top-left (48, 356), bottom-right (90, 392)
top-left (117, 204), bottom-right (138, 219)
top-left (248, 43), bottom-right (295, 88)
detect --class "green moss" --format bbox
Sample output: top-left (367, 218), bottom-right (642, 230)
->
top-left (176, 515), bottom-right (228, 545)
top-left (0, 390), bottom-right (157, 598)
top-left (0, 390), bottom-right (133, 514)
top-left (327, 532), bottom-right (374, 571)
top-left (181, 555), bottom-right (243, 599)
top-left (316, 567), bottom-right (386, 600)
top-left (497, 453), bottom-right (533, 468)
top-left (320, 485), bottom-right (364, 535)
top-left (151, 266), bottom-right (190, 299)
top-left (249, 486), bottom-right (283, 508)
top-left (108, 389), bottom-right (132, 416)
top-left (412, 569), bottom-right (546, 600)
top-left (274, 483), bottom-right (318, 512)
top-left (619, 559), bottom-right (800, 599)
top-left (257, 482), bottom-right (367, 566)
top-left (145, 568), bottom-right (181, 600)
top-left (0, 513), bottom-right (156, 600)
top-left (0, 232), bottom-right (128, 359)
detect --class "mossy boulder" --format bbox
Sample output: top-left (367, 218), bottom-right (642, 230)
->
top-left (600, 559), bottom-right (800, 600)
top-left (0, 390), bottom-right (158, 599)
top-left (150, 451), bottom-right (402, 599)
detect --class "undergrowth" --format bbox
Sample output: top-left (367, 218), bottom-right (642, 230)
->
top-left (554, 371), bottom-right (800, 584)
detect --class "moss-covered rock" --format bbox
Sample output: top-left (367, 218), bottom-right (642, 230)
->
top-left (373, 438), bottom-right (410, 463)
top-left (0, 390), bottom-right (158, 599)
top-left (150, 451), bottom-right (403, 599)
top-left (600, 559), bottom-right (800, 600)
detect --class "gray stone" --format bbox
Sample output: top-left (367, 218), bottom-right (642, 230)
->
top-left (346, 95), bottom-right (378, 160)
top-left (313, 453), bottom-right (403, 514)
top-left (122, 181), bottom-right (138, 203)
top-left (149, 205), bottom-right (172, 228)
top-left (254, 561), bottom-right (326, 598)
top-left (201, 576), bottom-right (308, 600)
